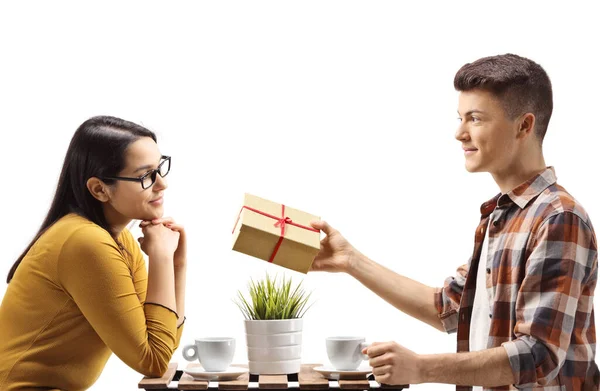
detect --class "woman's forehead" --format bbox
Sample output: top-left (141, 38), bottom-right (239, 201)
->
top-left (123, 137), bottom-right (162, 170)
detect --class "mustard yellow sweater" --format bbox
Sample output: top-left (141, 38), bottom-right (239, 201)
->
top-left (0, 213), bottom-right (184, 390)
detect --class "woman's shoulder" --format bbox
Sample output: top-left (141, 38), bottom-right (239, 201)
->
top-left (51, 214), bottom-right (141, 263)
top-left (54, 213), bottom-right (113, 244)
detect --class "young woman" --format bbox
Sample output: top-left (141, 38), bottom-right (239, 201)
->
top-left (0, 116), bottom-right (187, 390)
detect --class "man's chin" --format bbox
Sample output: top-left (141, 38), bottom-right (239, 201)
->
top-left (464, 162), bottom-right (483, 173)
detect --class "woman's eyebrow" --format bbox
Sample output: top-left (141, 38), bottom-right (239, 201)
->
top-left (134, 164), bottom-right (154, 173)
top-left (134, 157), bottom-right (163, 173)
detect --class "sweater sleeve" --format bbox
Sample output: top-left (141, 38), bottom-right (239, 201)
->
top-left (127, 229), bottom-right (185, 351)
top-left (57, 226), bottom-right (178, 378)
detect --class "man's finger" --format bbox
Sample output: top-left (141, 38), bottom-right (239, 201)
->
top-left (374, 374), bottom-right (390, 385)
top-left (310, 220), bottom-right (337, 236)
top-left (369, 352), bottom-right (393, 368)
top-left (372, 365), bottom-right (392, 376)
top-left (366, 342), bottom-right (389, 358)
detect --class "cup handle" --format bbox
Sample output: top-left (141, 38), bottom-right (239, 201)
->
top-left (182, 344), bottom-right (198, 361)
top-left (360, 342), bottom-right (370, 361)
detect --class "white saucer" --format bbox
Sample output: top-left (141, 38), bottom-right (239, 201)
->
top-left (183, 366), bottom-right (247, 381)
top-left (313, 365), bottom-right (372, 380)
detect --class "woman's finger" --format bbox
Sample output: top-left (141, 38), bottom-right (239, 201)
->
top-left (165, 223), bottom-right (185, 235)
top-left (151, 217), bottom-right (175, 225)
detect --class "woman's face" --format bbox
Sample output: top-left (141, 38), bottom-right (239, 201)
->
top-left (105, 137), bottom-right (168, 222)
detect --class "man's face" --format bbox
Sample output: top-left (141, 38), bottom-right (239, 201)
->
top-left (455, 89), bottom-right (520, 174)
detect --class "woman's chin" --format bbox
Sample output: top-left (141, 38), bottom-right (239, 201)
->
top-left (141, 208), bottom-right (164, 221)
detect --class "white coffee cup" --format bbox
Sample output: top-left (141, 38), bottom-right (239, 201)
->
top-left (326, 336), bottom-right (370, 370)
top-left (182, 337), bottom-right (235, 372)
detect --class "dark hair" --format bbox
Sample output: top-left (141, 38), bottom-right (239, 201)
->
top-left (6, 116), bottom-right (157, 283)
top-left (454, 53), bottom-right (553, 141)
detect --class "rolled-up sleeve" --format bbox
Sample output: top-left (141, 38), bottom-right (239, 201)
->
top-left (434, 262), bottom-right (469, 333)
top-left (501, 212), bottom-right (598, 388)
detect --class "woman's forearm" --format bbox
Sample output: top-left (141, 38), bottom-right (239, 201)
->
top-left (174, 265), bottom-right (186, 326)
top-left (145, 254), bottom-right (177, 313)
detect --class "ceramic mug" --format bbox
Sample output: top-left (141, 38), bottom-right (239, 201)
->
top-left (326, 336), bottom-right (370, 371)
top-left (182, 337), bottom-right (235, 372)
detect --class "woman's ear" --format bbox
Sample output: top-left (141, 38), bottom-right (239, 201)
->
top-left (86, 177), bottom-right (111, 202)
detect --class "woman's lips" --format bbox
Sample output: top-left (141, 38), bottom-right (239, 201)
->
top-left (149, 197), bottom-right (163, 205)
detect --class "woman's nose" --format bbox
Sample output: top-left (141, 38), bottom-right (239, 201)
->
top-left (153, 174), bottom-right (168, 191)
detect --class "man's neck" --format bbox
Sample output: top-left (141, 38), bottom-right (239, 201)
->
top-left (491, 156), bottom-right (547, 195)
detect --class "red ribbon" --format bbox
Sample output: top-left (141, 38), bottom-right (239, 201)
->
top-left (232, 204), bottom-right (319, 263)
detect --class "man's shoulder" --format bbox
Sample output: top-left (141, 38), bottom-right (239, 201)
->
top-left (531, 183), bottom-right (593, 228)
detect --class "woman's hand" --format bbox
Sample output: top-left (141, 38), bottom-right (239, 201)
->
top-left (139, 217), bottom-right (187, 268)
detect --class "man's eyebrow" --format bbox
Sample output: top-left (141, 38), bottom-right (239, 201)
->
top-left (457, 109), bottom-right (486, 116)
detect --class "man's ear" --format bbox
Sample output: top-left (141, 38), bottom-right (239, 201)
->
top-left (517, 112), bottom-right (536, 139)
top-left (86, 177), bottom-right (111, 203)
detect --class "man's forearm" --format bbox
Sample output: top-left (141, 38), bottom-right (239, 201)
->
top-left (348, 253), bottom-right (445, 332)
top-left (420, 347), bottom-right (514, 387)
top-left (174, 265), bottom-right (186, 327)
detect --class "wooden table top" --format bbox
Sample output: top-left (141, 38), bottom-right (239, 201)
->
top-left (138, 363), bottom-right (409, 391)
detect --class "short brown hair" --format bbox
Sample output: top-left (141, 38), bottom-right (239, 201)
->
top-left (454, 54), bottom-right (553, 142)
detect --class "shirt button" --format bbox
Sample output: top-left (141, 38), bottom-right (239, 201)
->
top-left (492, 220), bottom-right (499, 227)
top-left (489, 313), bottom-right (492, 318)
top-left (486, 268), bottom-right (491, 274)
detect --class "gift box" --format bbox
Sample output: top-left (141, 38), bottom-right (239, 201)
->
top-left (232, 193), bottom-right (321, 274)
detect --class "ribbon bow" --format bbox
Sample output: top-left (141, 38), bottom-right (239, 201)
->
top-left (233, 203), bottom-right (319, 263)
top-left (275, 216), bottom-right (293, 229)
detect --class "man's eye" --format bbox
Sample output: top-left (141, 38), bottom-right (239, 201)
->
top-left (471, 117), bottom-right (480, 122)
top-left (457, 117), bottom-right (463, 122)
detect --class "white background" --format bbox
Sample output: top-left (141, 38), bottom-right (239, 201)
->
top-left (1, 1), bottom-right (598, 390)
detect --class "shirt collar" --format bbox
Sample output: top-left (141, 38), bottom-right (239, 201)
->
top-left (479, 166), bottom-right (557, 216)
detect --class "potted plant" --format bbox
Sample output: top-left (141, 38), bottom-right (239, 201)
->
top-left (235, 274), bottom-right (313, 375)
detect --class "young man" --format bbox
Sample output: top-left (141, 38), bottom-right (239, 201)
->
top-left (310, 54), bottom-right (598, 391)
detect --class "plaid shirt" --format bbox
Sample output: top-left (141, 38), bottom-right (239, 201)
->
top-left (434, 167), bottom-right (599, 391)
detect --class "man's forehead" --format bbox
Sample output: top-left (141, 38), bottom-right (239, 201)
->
top-left (457, 90), bottom-right (500, 113)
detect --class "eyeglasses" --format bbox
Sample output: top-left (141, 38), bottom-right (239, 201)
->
top-left (101, 156), bottom-right (171, 190)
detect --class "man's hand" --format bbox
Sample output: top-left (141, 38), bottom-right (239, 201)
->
top-left (309, 220), bottom-right (361, 273)
top-left (364, 341), bottom-right (423, 385)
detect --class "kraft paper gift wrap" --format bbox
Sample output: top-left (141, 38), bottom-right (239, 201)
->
top-left (232, 193), bottom-right (321, 274)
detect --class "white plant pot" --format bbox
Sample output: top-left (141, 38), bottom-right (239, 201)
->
top-left (244, 319), bottom-right (303, 375)
top-left (246, 332), bottom-right (302, 348)
top-left (248, 359), bottom-right (302, 375)
top-left (248, 345), bottom-right (302, 361)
